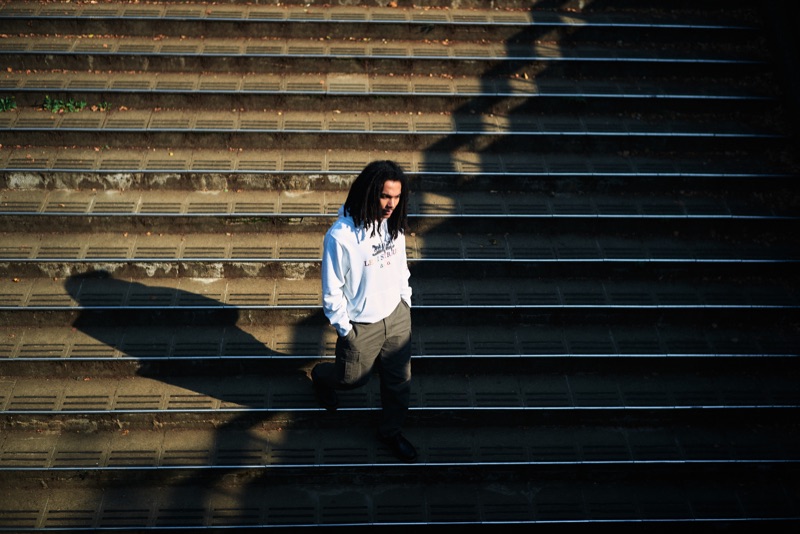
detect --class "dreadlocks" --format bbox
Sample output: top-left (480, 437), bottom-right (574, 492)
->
top-left (343, 160), bottom-right (409, 240)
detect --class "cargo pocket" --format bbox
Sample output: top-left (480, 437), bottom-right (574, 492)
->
top-left (335, 329), bottom-right (362, 386)
top-left (336, 346), bottom-right (361, 385)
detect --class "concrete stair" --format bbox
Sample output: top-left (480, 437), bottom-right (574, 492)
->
top-left (0, 0), bottom-right (798, 530)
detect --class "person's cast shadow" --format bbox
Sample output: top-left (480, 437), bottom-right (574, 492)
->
top-left (64, 269), bottom-right (329, 523)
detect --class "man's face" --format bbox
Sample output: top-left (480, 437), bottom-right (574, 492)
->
top-left (379, 180), bottom-right (402, 219)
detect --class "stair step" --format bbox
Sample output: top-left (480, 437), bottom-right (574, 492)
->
top-left (2, 188), bottom-right (794, 218)
top-left (0, 147), bottom-right (785, 178)
top-left (1, 70), bottom-right (771, 104)
top-left (0, 230), bottom-right (795, 264)
top-left (0, 35), bottom-right (765, 67)
top-left (1, 321), bottom-right (795, 361)
top-left (2, 423), bottom-right (797, 470)
top-left (2, 108), bottom-right (775, 139)
top-left (1, 469), bottom-right (796, 528)
top-left (0, 1), bottom-right (757, 31)
top-left (1, 370), bottom-right (797, 415)
top-left (1, 276), bottom-right (796, 311)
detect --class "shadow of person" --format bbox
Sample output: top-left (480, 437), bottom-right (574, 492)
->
top-left (64, 269), bottom-right (330, 523)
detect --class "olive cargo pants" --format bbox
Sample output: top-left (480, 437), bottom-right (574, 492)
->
top-left (313, 300), bottom-right (412, 437)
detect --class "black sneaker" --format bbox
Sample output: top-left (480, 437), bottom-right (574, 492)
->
top-left (310, 369), bottom-right (339, 411)
top-left (378, 432), bottom-right (417, 463)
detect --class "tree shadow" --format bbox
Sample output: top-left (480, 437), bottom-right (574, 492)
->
top-left (420, 0), bottom-right (581, 189)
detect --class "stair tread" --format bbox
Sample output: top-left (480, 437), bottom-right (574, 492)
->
top-left (0, 147), bottom-right (784, 176)
top-left (3, 108), bottom-right (774, 138)
top-left (2, 189), bottom-right (790, 218)
top-left (0, 230), bottom-right (794, 263)
top-left (1, 276), bottom-right (796, 309)
top-left (1, 474), bottom-right (796, 528)
top-left (1, 70), bottom-right (769, 100)
top-left (0, 34), bottom-right (763, 64)
top-left (0, 1), bottom-right (756, 30)
top-left (1, 424), bottom-right (797, 469)
top-left (1, 370), bottom-right (797, 413)
top-left (1, 323), bottom-right (794, 360)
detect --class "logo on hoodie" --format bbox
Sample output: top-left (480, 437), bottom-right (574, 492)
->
top-left (365, 237), bottom-right (397, 268)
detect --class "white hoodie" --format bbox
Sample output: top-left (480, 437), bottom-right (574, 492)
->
top-left (322, 206), bottom-right (412, 337)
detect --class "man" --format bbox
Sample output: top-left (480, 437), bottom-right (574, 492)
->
top-left (311, 160), bottom-right (416, 463)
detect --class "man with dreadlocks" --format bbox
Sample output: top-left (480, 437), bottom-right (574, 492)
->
top-left (310, 160), bottom-right (416, 463)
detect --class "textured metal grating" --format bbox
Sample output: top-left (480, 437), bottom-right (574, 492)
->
top-left (93, 201), bottom-right (136, 213)
top-left (116, 43), bottom-right (157, 53)
top-left (74, 41), bottom-right (114, 53)
top-left (240, 118), bottom-right (280, 130)
top-left (283, 159), bottom-right (324, 171)
top-left (204, 44), bottom-right (241, 55)
top-left (44, 509), bottom-right (96, 528)
top-left (139, 202), bottom-right (181, 213)
top-left (145, 157), bottom-right (189, 171)
top-left (159, 44), bottom-right (200, 54)
top-left (236, 158), bottom-right (279, 172)
top-left (186, 201), bottom-right (228, 214)
top-left (22, 79), bottom-right (64, 90)
top-left (29, 43), bottom-right (70, 52)
top-left (15, 116), bottom-right (57, 128)
top-left (198, 80), bottom-right (239, 91)
top-left (192, 159), bottom-right (232, 171)
top-left (44, 200), bottom-right (87, 213)
top-left (328, 82), bottom-right (368, 93)
top-left (105, 117), bottom-right (148, 129)
top-left (244, 44), bottom-right (284, 55)
top-left (51, 157), bottom-right (95, 170)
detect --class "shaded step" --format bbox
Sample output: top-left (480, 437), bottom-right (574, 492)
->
top-left (1, 467), bottom-right (797, 529)
top-left (1, 108), bottom-right (780, 151)
top-left (1, 368), bottom-right (797, 416)
top-left (1, 275), bottom-right (797, 312)
top-left (0, 1), bottom-right (758, 31)
top-left (1, 228), bottom-right (796, 266)
top-left (2, 422), bottom-right (797, 470)
top-left (0, 147), bottom-right (788, 179)
top-left (3, 189), bottom-right (796, 219)
top-left (0, 69), bottom-right (771, 105)
top-left (0, 34), bottom-right (768, 76)
top-left (1, 321), bottom-right (796, 361)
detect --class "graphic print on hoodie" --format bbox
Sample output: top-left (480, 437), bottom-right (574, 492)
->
top-left (321, 206), bottom-right (412, 337)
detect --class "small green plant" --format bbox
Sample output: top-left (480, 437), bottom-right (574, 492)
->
top-left (0, 96), bottom-right (16, 112)
top-left (43, 95), bottom-right (87, 113)
top-left (43, 95), bottom-right (56, 112)
top-left (98, 101), bottom-right (112, 111)
top-left (65, 98), bottom-right (87, 112)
